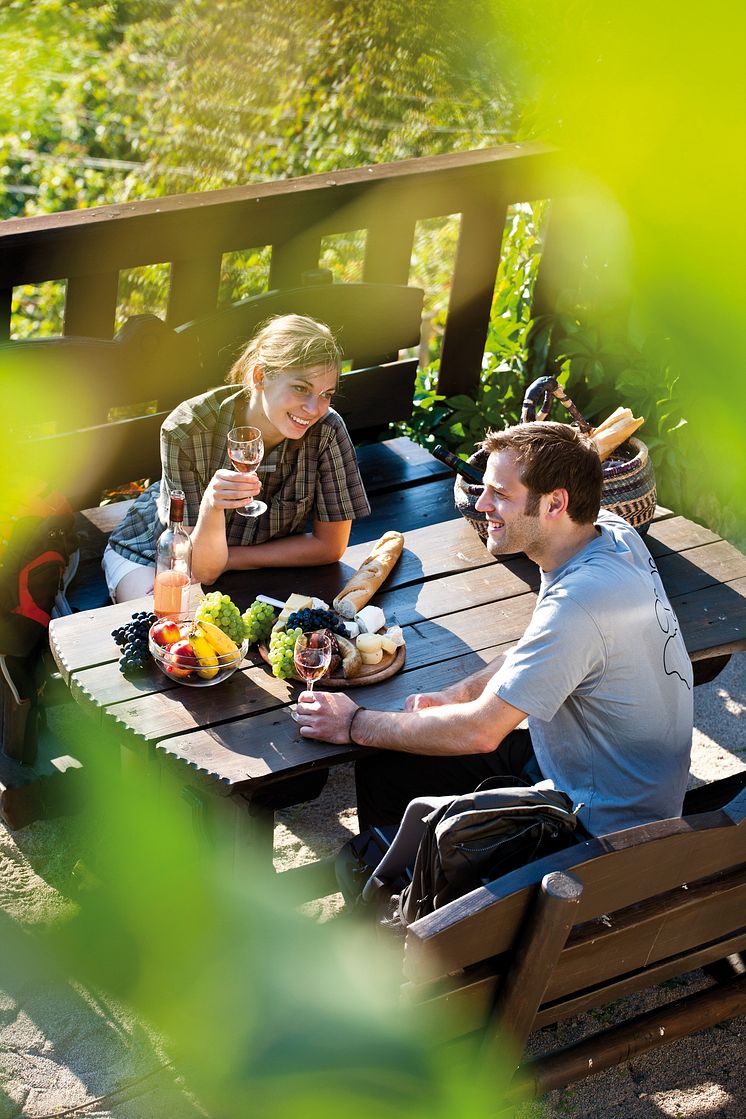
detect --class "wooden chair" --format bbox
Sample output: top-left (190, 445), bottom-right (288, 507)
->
top-left (401, 774), bottom-right (746, 1101)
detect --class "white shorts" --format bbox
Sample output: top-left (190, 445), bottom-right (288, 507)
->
top-left (102, 544), bottom-right (154, 602)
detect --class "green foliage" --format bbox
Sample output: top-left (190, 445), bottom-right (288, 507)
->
top-left (551, 308), bottom-right (689, 510)
top-left (2, 0), bottom-right (514, 335)
top-left (398, 198), bottom-right (692, 519)
top-left (398, 203), bottom-right (546, 458)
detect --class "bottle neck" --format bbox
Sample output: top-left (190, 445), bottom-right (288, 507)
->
top-left (168, 491), bottom-right (186, 529)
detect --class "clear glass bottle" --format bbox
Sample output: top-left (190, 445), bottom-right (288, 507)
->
top-left (153, 489), bottom-right (192, 617)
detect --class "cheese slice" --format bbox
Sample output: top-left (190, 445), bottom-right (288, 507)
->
top-left (273, 593), bottom-right (314, 631)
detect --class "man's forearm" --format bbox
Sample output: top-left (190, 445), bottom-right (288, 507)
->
top-left (437, 653), bottom-right (508, 705)
top-left (351, 701), bottom-right (497, 756)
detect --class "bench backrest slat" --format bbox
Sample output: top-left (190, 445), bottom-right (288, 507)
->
top-left (404, 806), bottom-right (746, 983)
top-left (3, 282), bottom-right (425, 507)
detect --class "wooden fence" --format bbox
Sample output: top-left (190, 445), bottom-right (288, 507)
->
top-left (0, 142), bottom-right (568, 400)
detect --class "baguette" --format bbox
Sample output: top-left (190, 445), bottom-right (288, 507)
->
top-left (590, 407), bottom-right (628, 437)
top-left (590, 410), bottom-right (644, 462)
top-left (333, 530), bottom-right (404, 619)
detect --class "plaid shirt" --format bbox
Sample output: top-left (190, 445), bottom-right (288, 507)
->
top-left (108, 386), bottom-right (370, 565)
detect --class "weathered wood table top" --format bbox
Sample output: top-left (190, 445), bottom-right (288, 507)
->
top-left (49, 507), bottom-right (746, 820)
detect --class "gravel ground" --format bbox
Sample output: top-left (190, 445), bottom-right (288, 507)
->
top-left (0, 654), bottom-right (744, 1118)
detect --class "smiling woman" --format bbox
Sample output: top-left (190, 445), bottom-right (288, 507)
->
top-left (102, 315), bottom-right (371, 601)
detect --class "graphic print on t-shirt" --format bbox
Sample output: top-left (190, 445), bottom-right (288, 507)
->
top-left (648, 557), bottom-right (691, 690)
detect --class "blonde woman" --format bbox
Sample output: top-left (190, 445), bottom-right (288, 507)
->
top-left (103, 314), bottom-right (370, 602)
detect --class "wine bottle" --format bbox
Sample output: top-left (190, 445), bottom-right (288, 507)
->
top-left (431, 444), bottom-right (484, 485)
top-left (154, 489), bottom-right (193, 617)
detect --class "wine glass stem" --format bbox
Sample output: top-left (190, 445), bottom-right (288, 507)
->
top-left (307, 678), bottom-right (314, 695)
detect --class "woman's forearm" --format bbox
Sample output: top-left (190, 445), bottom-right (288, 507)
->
top-left (189, 506), bottom-right (229, 584)
top-left (226, 526), bottom-right (348, 571)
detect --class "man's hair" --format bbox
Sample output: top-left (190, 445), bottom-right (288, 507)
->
top-left (482, 422), bottom-right (602, 524)
top-left (226, 314), bottom-right (342, 386)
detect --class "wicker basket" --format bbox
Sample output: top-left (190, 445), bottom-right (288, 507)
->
top-left (599, 436), bottom-right (657, 533)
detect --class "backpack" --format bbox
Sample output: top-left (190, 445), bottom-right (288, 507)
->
top-left (0, 483), bottom-right (79, 659)
top-left (398, 783), bottom-right (580, 926)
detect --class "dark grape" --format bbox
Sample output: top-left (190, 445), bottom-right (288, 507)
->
top-left (116, 609), bottom-right (157, 678)
top-left (286, 607), bottom-right (349, 638)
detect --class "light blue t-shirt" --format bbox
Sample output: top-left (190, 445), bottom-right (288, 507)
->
top-left (492, 511), bottom-right (693, 836)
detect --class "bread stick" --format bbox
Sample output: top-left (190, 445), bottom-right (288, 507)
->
top-left (591, 407), bottom-right (628, 436)
top-left (591, 414), bottom-right (644, 461)
top-left (333, 531), bottom-right (404, 619)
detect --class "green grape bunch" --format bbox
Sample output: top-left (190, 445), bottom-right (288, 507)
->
top-left (195, 592), bottom-right (245, 645)
top-left (242, 600), bottom-right (276, 645)
top-left (268, 626), bottom-right (302, 679)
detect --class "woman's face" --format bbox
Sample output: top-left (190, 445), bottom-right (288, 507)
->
top-left (253, 364), bottom-right (338, 443)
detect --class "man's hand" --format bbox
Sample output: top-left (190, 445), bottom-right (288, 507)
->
top-left (404, 692), bottom-right (445, 712)
top-left (296, 690), bottom-right (359, 744)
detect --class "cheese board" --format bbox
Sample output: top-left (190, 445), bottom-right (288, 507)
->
top-left (257, 641), bottom-right (405, 689)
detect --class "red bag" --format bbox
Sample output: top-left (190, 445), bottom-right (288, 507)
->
top-left (0, 484), bottom-right (78, 658)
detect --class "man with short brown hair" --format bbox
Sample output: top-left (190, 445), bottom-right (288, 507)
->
top-left (297, 422), bottom-right (693, 838)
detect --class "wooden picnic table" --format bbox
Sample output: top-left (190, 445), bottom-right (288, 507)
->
top-left (48, 496), bottom-right (746, 890)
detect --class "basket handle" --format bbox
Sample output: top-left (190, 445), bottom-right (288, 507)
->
top-left (521, 376), bottom-right (593, 433)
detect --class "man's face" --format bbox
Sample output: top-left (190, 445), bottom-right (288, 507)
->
top-left (475, 449), bottom-right (547, 560)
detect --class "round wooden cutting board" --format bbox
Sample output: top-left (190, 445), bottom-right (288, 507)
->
top-left (257, 641), bottom-right (405, 688)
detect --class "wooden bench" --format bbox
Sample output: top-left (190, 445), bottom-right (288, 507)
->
top-left (401, 773), bottom-right (746, 1101)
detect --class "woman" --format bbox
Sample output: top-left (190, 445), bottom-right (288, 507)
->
top-left (103, 314), bottom-right (370, 602)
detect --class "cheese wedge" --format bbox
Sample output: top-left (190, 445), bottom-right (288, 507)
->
top-left (273, 593), bottom-right (314, 632)
top-left (383, 625), bottom-right (405, 648)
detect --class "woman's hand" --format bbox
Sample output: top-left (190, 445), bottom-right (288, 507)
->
top-left (201, 468), bottom-right (262, 513)
top-left (190, 468), bottom-right (260, 584)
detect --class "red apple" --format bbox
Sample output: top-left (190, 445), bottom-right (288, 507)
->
top-left (150, 619), bottom-right (182, 647)
top-left (164, 638), bottom-right (198, 678)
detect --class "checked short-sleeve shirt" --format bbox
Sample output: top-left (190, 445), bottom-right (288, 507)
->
top-left (108, 386), bottom-right (370, 565)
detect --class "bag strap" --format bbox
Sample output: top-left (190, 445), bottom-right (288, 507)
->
top-left (521, 375), bottom-right (593, 432)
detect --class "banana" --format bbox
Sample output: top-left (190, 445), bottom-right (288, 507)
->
top-left (187, 628), bottom-right (220, 679)
top-left (195, 619), bottom-right (240, 658)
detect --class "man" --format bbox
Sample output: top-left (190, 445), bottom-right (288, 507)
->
top-left (296, 422), bottom-right (694, 838)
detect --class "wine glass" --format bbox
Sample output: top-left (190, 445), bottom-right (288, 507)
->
top-left (227, 425), bottom-right (268, 517)
top-left (293, 631), bottom-right (332, 695)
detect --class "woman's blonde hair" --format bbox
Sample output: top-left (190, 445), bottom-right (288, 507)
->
top-left (226, 314), bottom-right (342, 388)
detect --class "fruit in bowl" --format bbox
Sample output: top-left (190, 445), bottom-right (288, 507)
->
top-left (149, 617), bottom-right (248, 686)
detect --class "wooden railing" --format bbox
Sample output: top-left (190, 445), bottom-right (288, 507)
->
top-left (0, 143), bottom-right (565, 400)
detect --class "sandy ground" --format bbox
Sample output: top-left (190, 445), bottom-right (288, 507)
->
top-left (0, 654), bottom-right (744, 1118)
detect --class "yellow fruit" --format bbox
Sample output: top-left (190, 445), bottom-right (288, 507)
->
top-left (195, 619), bottom-right (240, 658)
top-left (187, 629), bottom-right (220, 679)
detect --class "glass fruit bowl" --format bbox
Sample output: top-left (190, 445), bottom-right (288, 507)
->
top-left (148, 618), bottom-right (248, 687)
